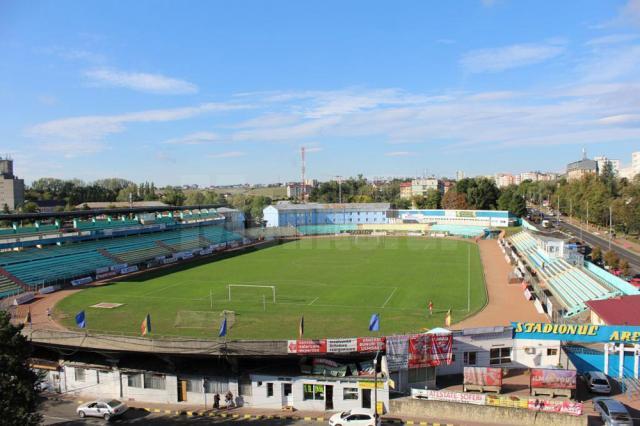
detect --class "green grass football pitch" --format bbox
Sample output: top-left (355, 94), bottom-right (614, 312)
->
top-left (55, 237), bottom-right (487, 340)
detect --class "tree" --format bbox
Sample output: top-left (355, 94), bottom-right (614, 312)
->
top-left (424, 189), bottom-right (442, 209)
top-left (619, 259), bottom-right (631, 276)
top-left (591, 246), bottom-right (602, 263)
top-left (603, 250), bottom-right (620, 269)
top-left (21, 202), bottom-right (39, 213)
top-left (162, 187), bottom-right (186, 206)
top-left (441, 190), bottom-right (468, 210)
top-left (0, 311), bottom-right (42, 425)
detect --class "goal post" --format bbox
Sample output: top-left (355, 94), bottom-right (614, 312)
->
top-left (227, 284), bottom-right (276, 303)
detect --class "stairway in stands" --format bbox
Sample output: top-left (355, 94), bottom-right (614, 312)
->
top-left (0, 267), bottom-right (29, 297)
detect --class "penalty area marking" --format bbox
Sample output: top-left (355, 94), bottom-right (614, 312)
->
top-left (90, 303), bottom-right (124, 309)
top-left (308, 297), bottom-right (319, 305)
top-left (380, 287), bottom-right (398, 308)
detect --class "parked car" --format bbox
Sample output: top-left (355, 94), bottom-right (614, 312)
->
top-left (593, 397), bottom-right (633, 426)
top-left (584, 371), bottom-right (611, 394)
top-left (628, 277), bottom-right (640, 288)
top-left (328, 409), bottom-right (381, 426)
top-left (76, 399), bottom-right (128, 420)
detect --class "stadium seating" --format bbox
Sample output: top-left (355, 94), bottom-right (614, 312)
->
top-left (0, 274), bottom-right (22, 298)
top-left (509, 231), bottom-right (622, 317)
top-left (0, 223), bottom-right (244, 291)
top-left (74, 219), bottom-right (141, 231)
top-left (0, 224), bottom-right (61, 237)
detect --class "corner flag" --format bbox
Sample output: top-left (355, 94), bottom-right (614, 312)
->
top-left (141, 314), bottom-right (152, 336)
top-left (24, 308), bottom-right (31, 325)
top-left (219, 316), bottom-right (227, 338)
top-left (299, 315), bottom-right (304, 339)
top-left (75, 310), bottom-right (86, 329)
top-left (368, 313), bottom-right (380, 332)
top-left (445, 309), bottom-right (452, 327)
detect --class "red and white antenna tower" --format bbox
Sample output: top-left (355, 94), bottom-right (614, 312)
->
top-left (300, 146), bottom-right (306, 202)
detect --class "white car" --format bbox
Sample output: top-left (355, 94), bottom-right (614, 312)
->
top-left (584, 371), bottom-right (611, 394)
top-left (328, 409), bottom-right (381, 426)
top-left (76, 399), bottom-right (128, 420)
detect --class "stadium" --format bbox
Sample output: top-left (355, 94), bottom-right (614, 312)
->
top-left (3, 203), bottom-right (639, 420)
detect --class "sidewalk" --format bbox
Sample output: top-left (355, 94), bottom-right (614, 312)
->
top-left (49, 394), bottom-right (468, 425)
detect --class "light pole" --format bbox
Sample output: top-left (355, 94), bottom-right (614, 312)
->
top-left (556, 195), bottom-right (560, 226)
top-left (609, 205), bottom-right (613, 250)
top-left (373, 351), bottom-right (379, 419)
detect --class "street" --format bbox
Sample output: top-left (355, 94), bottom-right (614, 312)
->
top-left (551, 217), bottom-right (640, 274)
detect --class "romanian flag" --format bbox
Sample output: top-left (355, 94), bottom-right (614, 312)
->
top-left (24, 309), bottom-right (31, 325)
top-left (141, 314), bottom-right (152, 336)
top-left (444, 309), bottom-right (452, 327)
top-left (299, 315), bottom-right (304, 339)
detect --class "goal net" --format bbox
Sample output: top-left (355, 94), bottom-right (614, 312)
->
top-left (174, 310), bottom-right (236, 329)
top-left (227, 284), bottom-right (276, 303)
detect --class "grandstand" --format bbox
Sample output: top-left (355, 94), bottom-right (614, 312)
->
top-left (508, 231), bottom-right (637, 317)
top-left (0, 223), bottom-right (243, 291)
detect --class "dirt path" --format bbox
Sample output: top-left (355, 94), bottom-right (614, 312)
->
top-left (13, 289), bottom-right (79, 331)
top-left (454, 239), bottom-right (548, 329)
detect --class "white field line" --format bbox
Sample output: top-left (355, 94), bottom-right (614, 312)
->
top-left (308, 297), bottom-right (319, 305)
top-left (381, 287), bottom-right (398, 308)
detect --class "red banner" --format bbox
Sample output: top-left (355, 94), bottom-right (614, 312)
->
top-left (408, 333), bottom-right (453, 368)
top-left (530, 369), bottom-right (576, 390)
top-left (287, 339), bottom-right (327, 354)
top-left (463, 367), bottom-right (502, 386)
top-left (357, 337), bottom-right (386, 352)
top-left (528, 399), bottom-right (583, 416)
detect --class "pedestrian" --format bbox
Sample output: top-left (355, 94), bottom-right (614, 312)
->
top-left (46, 307), bottom-right (52, 320)
top-left (225, 390), bottom-right (233, 409)
top-left (213, 392), bottom-right (220, 409)
top-left (428, 300), bottom-right (433, 316)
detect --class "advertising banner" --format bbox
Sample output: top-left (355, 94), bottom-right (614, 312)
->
top-left (357, 337), bottom-right (386, 352)
top-left (163, 257), bottom-right (178, 265)
top-left (528, 399), bottom-right (583, 416)
top-left (96, 271), bottom-right (117, 280)
top-left (386, 335), bottom-right (409, 370)
top-left (39, 285), bottom-right (60, 295)
top-left (486, 394), bottom-right (529, 409)
top-left (119, 265), bottom-right (139, 275)
top-left (463, 367), bottom-right (502, 386)
top-left (71, 276), bottom-right (93, 286)
top-left (408, 333), bottom-right (453, 368)
top-left (287, 339), bottom-right (327, 354)
top-left (95, 266), bottom-right (110, 275)
top-left (530, 369), bottom-right (576, 390)
top-left (327, 338), bottom-right (358, 353)
top-left (412, 389), bottom-right (486, 405)
top-left (513, 322), bottom-right (640, 343)
top-left (110, 263), bottom-right (128, 272)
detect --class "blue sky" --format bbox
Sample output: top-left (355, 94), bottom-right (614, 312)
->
top-left (2, 0), bottom-right (640, 186)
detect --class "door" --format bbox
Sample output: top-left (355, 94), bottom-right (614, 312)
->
top-left (325, 385), bottom-right (333, 410)
top-left (282, 383), bottom-right (292, 407)
top-left (361, 389), bottom-right (371, 409)
top-left (178, 379), bottom-right (188, 402)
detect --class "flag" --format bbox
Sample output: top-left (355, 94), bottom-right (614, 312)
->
top-left (141, 313), bottom-right (151, 336)
top-left (24, 309), bottom-right (31, 325)
top-left (75, 310), bottom-right (86, 329)
top-left (299, 315), bottom-right (304, 339)
top-left (369, 313), bottom-right (380, 332)
top-left (444, 309), bottom-right (452, 327)
top-left (218, 315), bottom-right (227, 337)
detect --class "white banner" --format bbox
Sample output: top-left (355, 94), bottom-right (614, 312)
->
top-left (95, 266), bottom-right (110, 274)
top-left (163, 257), bottom-right (178, 265)
top-left (119, 265), bottom-right (139, 275)
top-left (413, 389), bottom-right (486, 405)
top-left (326, 338), bottom-right (358, 353)
top-left (96, 271), bottom-right (117, 280)
top-left (71, 276), bottom-right (93, 286)
top-left (110, 263), bottom-right (128, 272)
top-left (39, 285), bottom-right (60, 294)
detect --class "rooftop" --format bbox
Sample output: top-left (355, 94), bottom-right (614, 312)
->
top-left (585, 295), bottom-right (640, 325)
top-left (271, 201), bottom-right (390, 211)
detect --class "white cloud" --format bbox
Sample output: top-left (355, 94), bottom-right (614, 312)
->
top-left (208, 151), bottom-right (246, 159)
top-left (460, 41), bottom-right (565, 73)
top-left (585, 34), bottom-right (639, 46)
top-left (623, 0), bottom-right (640, 26)
top-left (597, 114), bottom-right (640, 125)
top-left (85, 68), bottom-right (198, 94)
top-left (385, 151), bottom-right (412, 157)
top-left (27, 102), bottom-right (249, 153)
top-left (164, 132), bottom-right (220, 145)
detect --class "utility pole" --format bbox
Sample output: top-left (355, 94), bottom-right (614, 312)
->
top-left (609, 205), bottom-right (613, 250)
top-left (336, 175), bottom-right (343, 204)
top-left (586, 201), bottom-right (589, 233)
top-left (300, 147), bottom-right (306, 203)
top-left (569, 199), bottom-right (573, 226)
top-left (557, 195), bottom-right (560, 226)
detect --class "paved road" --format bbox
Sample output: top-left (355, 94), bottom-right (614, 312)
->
top-left (551, 217), bottom-right (640, 274)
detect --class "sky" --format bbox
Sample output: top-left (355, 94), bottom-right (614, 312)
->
top-left (2, 0), bottom-right (640, 186)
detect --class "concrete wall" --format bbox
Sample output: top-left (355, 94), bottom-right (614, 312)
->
top-left (390, 398), bottom-right (587, 426)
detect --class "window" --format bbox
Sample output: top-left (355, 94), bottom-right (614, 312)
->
top-left (303, 384), bottom-right (325, 400)
top-left (205, 377), bottom-right (229, 394)
top-left (97, 370), bottom-right (109, 384)
top-left (186, 378), bottom-right (202, 392)
top-left (489, 347), bottom-right (512, 365)
top-left (547, 348), bottom-right (558, 356)
top-left (74, 368), bottom-right (86, 382)
top-left (408, 367), bottom-right (435, 383)
top-left (463, 351), bottom-right (477, 366)
top-left (144, 373), bottom-right (166, 390)
top-left (284, 383), bottom-right (292, 396)
top-left (267, 383), bottom-right (274, 397)
top-left (343, 387), bottom-right (358, 400)
top-left (127, 374), bottom-right (142, 388)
